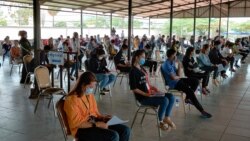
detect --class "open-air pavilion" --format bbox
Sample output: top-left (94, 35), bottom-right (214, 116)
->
top-left (0, 0), bottom-right (250, 141)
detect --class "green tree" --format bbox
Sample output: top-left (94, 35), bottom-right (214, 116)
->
top-left (10, 8), bottom-right (32, 25)
top-left (54, 21), bottom-right (67, 27)
top-left (0, 10), bottom-right (7, 26)
top-left (133, 20), bottom-right (143, 28)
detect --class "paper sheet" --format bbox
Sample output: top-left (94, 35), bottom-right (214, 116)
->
top-left (107, 116), bottom-right (129, 126)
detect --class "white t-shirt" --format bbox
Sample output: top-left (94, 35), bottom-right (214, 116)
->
top-left (221, 47), bottom-right (231, 58)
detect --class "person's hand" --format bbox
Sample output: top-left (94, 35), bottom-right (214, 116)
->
top-left (96, 122), bottom-right (108, 129)
top-left (151, 86), bottom-right (159, 92)
top-left (102, 115), bottom-right (112, 123)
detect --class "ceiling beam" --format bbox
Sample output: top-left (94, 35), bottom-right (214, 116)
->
top-left (79, 0), bottom-right (120, 10)
top-left (109, 0), bottom-right (169, 13)
top-left (148, 0), bottom-right (231, 18)
top-left (134, 0), bottom-right (209, 16)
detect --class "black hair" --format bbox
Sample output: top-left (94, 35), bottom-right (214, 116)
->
top-left (132, 50), bottom-right (145, 66)
top-left (96, 48), bottom-right (105, 56)
top-left (214, 40), bottom-right (221, 46)
top-left (166, 49), bottom-right (177, 58)
top-left (185, 47), bottom-right (195, 57)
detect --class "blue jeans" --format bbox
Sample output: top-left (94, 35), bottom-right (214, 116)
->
top-left (140, 93), bottom-right (175, 121)
top-left (76, 124), bottom-right (131, 141)
top-left (95, 73), bottom-right (116, 89)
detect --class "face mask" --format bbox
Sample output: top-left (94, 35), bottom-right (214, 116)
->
top-left (98, 56), bottom-right (103, 60)
top-left (85, 87), bottom-right (94, 95)
top-left (139, 58), bottom-right (145, 65)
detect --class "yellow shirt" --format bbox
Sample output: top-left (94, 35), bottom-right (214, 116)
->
top-left (64, 93), bottom-right (101, 137)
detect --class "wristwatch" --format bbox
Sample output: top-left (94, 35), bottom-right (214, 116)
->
top-left (91, 122), bottom-right (96, 128)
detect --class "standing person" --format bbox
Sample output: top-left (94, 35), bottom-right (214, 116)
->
top-left (2, 36), bottom-right (12, 63)
top-left (129, 50), bottom-right (176, 130)
top-left (162, 49), bottom-right (212, 118)
top-left (111, 27), bottom-right (116, 37)
top-left (64, 72), bottom-right (130, 141)
top-left (19, 30), bottom-right (32, 84)
top-left (71, 32), bottom-right (84, 72)
top-left (121, 30), bottom-right (125, 41)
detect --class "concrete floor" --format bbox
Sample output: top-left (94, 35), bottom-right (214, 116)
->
top-left (0, 56), bottom-right (250, 141)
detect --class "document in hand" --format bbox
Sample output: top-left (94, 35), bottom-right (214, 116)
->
top-left (107, 116), bottom-right (129, 126)
top-left (149, 92), bottom-right (165, 97)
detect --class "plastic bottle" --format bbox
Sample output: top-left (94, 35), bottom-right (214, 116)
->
top-left (175, 98), bottom-right (179, 107)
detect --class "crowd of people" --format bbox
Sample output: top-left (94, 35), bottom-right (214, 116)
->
top-left (1, 29), bottom-right (250, 140)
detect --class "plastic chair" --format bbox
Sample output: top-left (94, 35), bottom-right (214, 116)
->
top-left (56, 96), bottom-right (77, 141)
top-left (131, 95), bottom-right (161, 140)
top-left (34, 65), bottom-right (66, 115)
top-left (160, 66), bottom-right (189, 116)
top-left (10, 58), bottom-right (22, 76)
top-left (23, 55), bottom-right (34, 88)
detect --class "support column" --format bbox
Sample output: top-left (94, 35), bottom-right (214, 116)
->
top-left (208, 0), bottom-right (212, 38)
top-left (132, 15), bottom-right (134, 36)
top-left (128, 0), bottom-right (132, 61)
top-left (149, 18), bottom-right (151, 36)
top-left (33, 0), bottom-right (40, 66)
top-left (226, 1), bottom-right (230, 38)
top-left (81, 9), bottom-right (83, 36)
top-left (169, 0), bottom-right (174, 45)
top-left (219, 0), bottom-right (222, 36)
top-left (110, 13), bottom-right (112, 36)
top-left (193, 0), bottom-right (197, 40)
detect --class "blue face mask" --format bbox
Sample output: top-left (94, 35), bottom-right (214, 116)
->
top-left (139, 58), bottom-right (145, 65)
top-left (85, 87), bottom-right (94, 95)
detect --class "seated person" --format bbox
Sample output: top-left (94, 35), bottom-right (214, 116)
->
top-left (162, 49), bottom-right (212, 118)
top-left (64, 72), bottom-right (130, 141)
top-left (129, 50), bottom-right (176, 130)
top-left (182, 47), bottom-right (210, 95)
top-left (198, 44), bottom-right (222, 86)
top-left (235, 39), bottom-right (248, 65)
top-left (209, 40), bottom-right (228, 79)
top-left (88, 48), bottom-right (115, 95)
top-left (10, 40), bottom-right (22, 63)
top-left (107, 39), bottom-right (118, 59)
top-left (221, 42), bottom-right (236, 72)
top-left (143, 44), bottom-right (158, 77)
top-left (114, 39), bottom-right (131, 73)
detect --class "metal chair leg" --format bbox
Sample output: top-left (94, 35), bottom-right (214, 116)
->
top-left (131, 108), bottom-right (141, 129)
top-left (24, 72), bottom-right (31, 88)
top-left (10, 64), bottom-right (13, 76)
top-left (140, 108), bottom-right (148, 125)
top-left (113, 74), bottom-right (118, 87)
top-left (34, 93), bottom-right (41, 113)
top-left (181, 94), bottom-right (186, 117)
top-left (120, 75), bottom-right (124, 85)
top-left (155, 109), bottom-right (161, 139)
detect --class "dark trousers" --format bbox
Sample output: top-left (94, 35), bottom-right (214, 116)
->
top-left (226, 56), bottom-right (235, 69)
top-left (200, 66), bottom-right (219, 79)
top-left (78, 54), bottom-right (84, 70)
top-left (187, 72), bottom-right (210, 88)
top-left (117, 67), bottom-right (131, 73)
top-left (175, 78), bottom-right (204, 112)
top-left (76, 124), bottom-right (130, 141)
top-left (144, 60), bottom-right (157, 73)
top-left (239, 52), bottom-right (248, 61)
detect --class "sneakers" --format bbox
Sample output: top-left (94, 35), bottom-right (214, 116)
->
top-left (100, 90), bottom-right (106, 95)
top-left (102, 88), bottom-right (110, 92)
top-left (201, 111), bottom-right (212, 118)
top-left (185, 99), bottom-right (193, 105)
top-left (229, 68), bottom-right (236, 72)
top-left (234, 64), bottom-right (240, 68)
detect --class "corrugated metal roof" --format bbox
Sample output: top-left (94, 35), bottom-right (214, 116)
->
top-left (2, 0), bottom-right (248, 18)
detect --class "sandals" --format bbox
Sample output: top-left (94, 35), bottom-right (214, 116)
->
top-left (163, 119), bottom-right (176, 130)
top-left (159, 122), bottom-right (171, 131)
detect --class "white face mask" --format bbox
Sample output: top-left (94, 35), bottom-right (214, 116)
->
top-left (98, 56), bottom-right (104, 60)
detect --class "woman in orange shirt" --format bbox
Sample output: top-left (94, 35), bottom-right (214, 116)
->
top-left (10, 40), bottom-right (22, 62)
top-left (64, 72), bottom-right (130, 141)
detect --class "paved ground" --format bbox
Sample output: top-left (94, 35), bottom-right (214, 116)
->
top-left (0, 56), bottom-right (250, 141)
